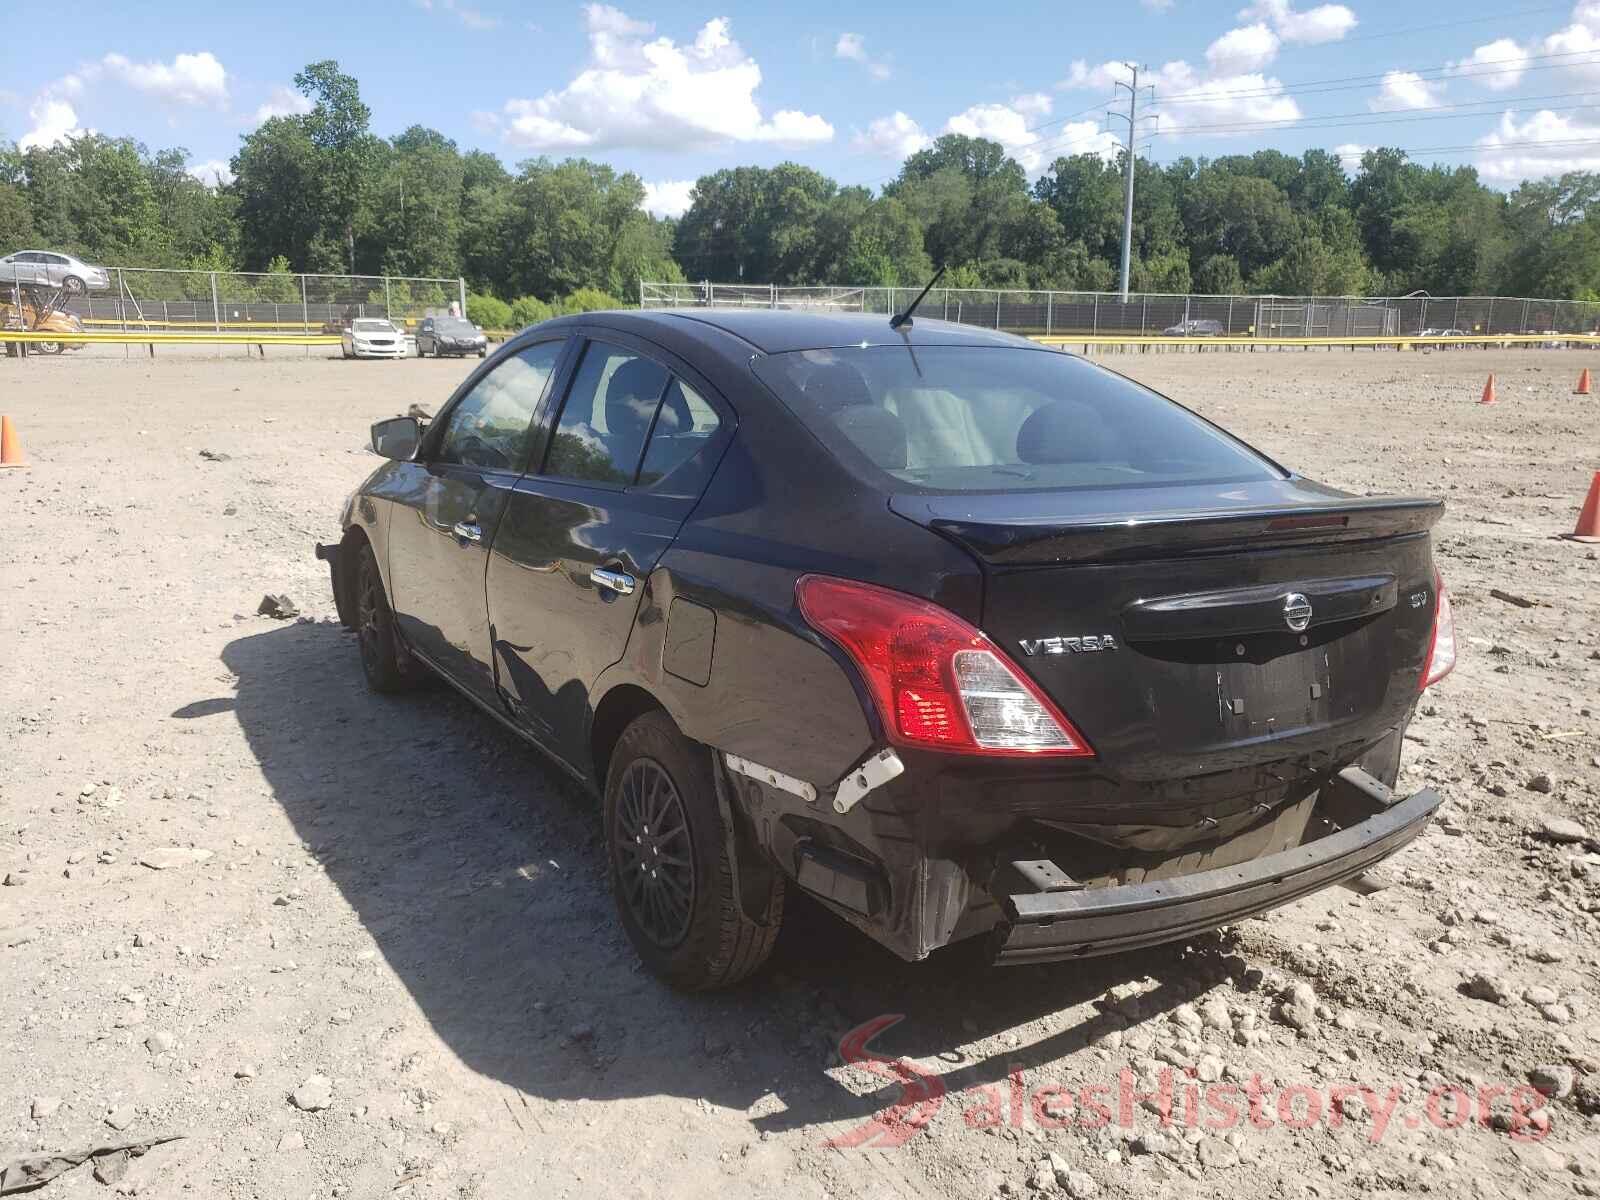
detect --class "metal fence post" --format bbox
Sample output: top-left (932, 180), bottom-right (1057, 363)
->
top-left (210, 272), bottom-right (220, 334)
top-left (302, 274), bottom-right (311, 357)
top-left (384, 276), bottom-right (392, 320)
top-left (1093, 295), bottom-right (1100, 335)
top-left (1046, 291), bottom-right (1053, 336)
top-left (458, 277), bottom-right (467, 319)
top-left (1486, 297), bottom-right (1495, 334)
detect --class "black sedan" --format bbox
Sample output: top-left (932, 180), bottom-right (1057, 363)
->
top-left (317, 308), bottom-right (1455, 989)
top-left (415, 315), bottom-right (488, 358)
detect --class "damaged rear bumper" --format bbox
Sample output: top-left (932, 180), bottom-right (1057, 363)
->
top-left (992, 767), bottom-right (1441, 965)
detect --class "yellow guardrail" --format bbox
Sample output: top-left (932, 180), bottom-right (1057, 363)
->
top-left (1034, 332), bottom-right (1600, 348)
top-left (1, 329), bottom-right (341, 345)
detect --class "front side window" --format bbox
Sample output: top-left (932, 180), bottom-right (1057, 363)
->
top-left (752, 345), bottom-right (1280, 493)
top-left (543, 342), bottom-right (669, 485)
top-left (435, 340), bottom-right (565, 470)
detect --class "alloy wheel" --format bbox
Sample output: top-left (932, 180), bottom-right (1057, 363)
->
top-left (614, 759), bottom-right (696, 948)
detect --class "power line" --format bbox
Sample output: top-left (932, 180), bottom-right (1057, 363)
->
top-left (1300, 4), bottom-right (1569, 47)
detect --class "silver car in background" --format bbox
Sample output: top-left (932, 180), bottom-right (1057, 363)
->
top-left (0, 250), bottom-right (112, 294)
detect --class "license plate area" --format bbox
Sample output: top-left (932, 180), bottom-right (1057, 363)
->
top-left (1214, 632), bottom-right (1331, 735)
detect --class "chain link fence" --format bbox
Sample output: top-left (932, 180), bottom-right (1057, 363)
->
top-left (17, 267), bottom-right (467, 332)
top-left (641, 282), bottom-right (1600, 340)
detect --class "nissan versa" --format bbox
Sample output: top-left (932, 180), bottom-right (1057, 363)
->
top-left (316, 306), bottom-right (1456, 991)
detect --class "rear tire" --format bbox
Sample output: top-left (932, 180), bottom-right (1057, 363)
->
top-left (353, 542), bottom-right (415, 693)
top-left (416, 342), bottom-right (426, 358)
top-left (605, 711), bottom-right (783, 990)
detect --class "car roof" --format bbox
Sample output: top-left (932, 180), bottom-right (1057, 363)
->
top-left (613, 308), bottom-right (1037, 354)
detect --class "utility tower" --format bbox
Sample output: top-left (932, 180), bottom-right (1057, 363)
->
top-left (1110, 65), bottom-right (1157, 303)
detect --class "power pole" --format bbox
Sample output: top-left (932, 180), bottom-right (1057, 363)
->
top-left (1110, 64), bottom-right (1154, 303)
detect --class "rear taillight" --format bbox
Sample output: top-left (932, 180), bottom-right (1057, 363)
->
top-left (795, 575), bottom-right (1093, 757)
top-left (1420, 570), bottom-right (1457, 690)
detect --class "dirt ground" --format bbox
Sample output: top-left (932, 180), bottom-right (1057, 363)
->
top-left (1, 346), bottom-right (1596, 1199)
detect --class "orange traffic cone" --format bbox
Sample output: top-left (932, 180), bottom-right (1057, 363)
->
top-left (1578, 368), bottom-right (1593, 395)
top-left (1480, 374), bottom-right (1498, 405)
top-left (1567, 471), bottom-right (1600, 542)
top-left (0, 415), bottom-right (26, 468)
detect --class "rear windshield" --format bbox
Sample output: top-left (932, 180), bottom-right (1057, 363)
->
top-left (437, 319), bottom-right (476, 335)
top-left (751, 346), bottom-right (1281, 493)
top-left (353, 319), bottom-right (395, 332)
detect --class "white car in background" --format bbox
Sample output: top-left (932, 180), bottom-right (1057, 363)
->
top-left (0, 250), bottom-right (111, 294)
top-left (341, 318), bottom-right (407, 359)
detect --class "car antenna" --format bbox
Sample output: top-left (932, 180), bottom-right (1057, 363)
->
top-left (888, 264), bottom-right (946, 331)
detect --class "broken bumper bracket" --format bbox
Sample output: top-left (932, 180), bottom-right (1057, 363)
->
top-left (992, 767), bottom-right (1442, 966)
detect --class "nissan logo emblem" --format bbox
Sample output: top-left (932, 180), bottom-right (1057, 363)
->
top-left (1283, 592), bottom-right (1313, 633)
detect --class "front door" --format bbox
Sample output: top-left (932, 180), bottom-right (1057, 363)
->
top-left (486, 335), bottom-right (731, 763)
top-left (384, 338), bottom-right (567, 703)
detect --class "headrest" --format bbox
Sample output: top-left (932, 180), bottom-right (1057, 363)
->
top-left (834, 405), bottom-right (908, 470)
top-left (605, 359), bottom-right (666, 443)
top-left (801, 362), bottom-right (874, 414)
top-left (1015, 399), bottom-right (1114, 465)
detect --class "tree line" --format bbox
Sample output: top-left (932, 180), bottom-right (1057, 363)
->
top-left (4, 58), bottom-right (1600, 327)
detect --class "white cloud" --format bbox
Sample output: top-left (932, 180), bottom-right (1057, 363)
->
top-left (1239, 0), bottom-right (1356, 44)
top-left (98, 51), bottom-right (228, 107)
top-left (641, 178), bottom-right (695, 218)
top-left (1066, 59), bottom-right (1301, 134)
top-left (1206, 23), bottom-right (1280, 73)
top-left (851, 111), bottom-right (931, 158)
top-left (1333, 142), bottom-right (1366, 170)
top-left (1011, 92), bottom-right (1053, 119)
top-left (1142, 0), bottom-right (1175, 9)
top-left (1451, 38), bottom-right (1532, 91)
top-left (496, 7), bottom-right (832, 150)
top-left (187, 159), bottom-right (233, 187)
top-left (1475, 108), bottom-right (1600, 181)
top-left (253, 85), bottom-right (313, 124)
top-left (944, 96), bottom-right (1118, 174)
top-left (1370, 70), bottom-right (1443, 111)
top-left (835, 32), bottom-right (890, 80)
top-left (19, 97), bottom-right (85, 150)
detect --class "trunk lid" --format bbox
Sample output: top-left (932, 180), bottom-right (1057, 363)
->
top-left (890, 479), bottom-right (1443, 784)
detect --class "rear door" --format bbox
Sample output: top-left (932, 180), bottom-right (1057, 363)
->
top-left (384, 337), bottom-right (569, 703)
top-left (486, 332), bottom-right (732, 761)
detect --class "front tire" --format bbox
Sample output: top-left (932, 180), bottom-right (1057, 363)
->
top-left (353, 542), bottom-right (415, 693)
top-left (605, 711), bottom-right (783, 990)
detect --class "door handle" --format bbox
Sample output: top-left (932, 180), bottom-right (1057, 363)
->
top-left (589, 567), bottom-right (636, 595)
top-left (452, 520), bottom-right (482, 543)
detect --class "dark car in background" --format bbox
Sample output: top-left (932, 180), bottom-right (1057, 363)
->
top-left (318, 309), bottom-right (1455, 990)
top-left (1162, 318), bottom-right (1226, 337)
top-left (416, 315), bottom-right (488, 358)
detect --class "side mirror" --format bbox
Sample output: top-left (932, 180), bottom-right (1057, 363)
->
top-left (370, 416), bottom-right (421, 460)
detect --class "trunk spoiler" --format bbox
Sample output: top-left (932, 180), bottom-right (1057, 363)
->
top-left (891, 484), bottom-right (1444, 566)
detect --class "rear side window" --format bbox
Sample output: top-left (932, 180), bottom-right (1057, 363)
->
top-left (544, 341), bottom-right (669, 485)
top-left (752, 346), bottom-right (1280, 493)
top-left (435, 340), bottom-right (564, 470)
top-left (637, 380), bottom-right (721, 487)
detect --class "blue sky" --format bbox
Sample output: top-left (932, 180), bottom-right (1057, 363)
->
top-left (5, 1), bottom-right (1600, 214)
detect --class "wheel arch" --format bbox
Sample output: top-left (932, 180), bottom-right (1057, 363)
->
top-left (589, 683), bottom-right (671, 791)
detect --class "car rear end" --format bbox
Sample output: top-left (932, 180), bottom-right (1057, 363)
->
top-left (750, 339), bottom-right (1454, 963)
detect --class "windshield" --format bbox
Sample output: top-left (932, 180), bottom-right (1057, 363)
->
top-left (353, 319), bottom-right (395, 333)
top-left (752, 346), bottom-right (1281, 494)
top-left (437, 318), bottom-right (477, 335)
